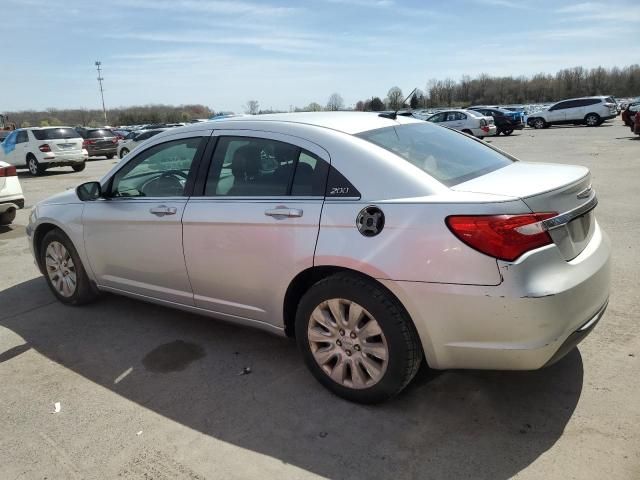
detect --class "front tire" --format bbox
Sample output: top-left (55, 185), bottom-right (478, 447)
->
top-left (27, 155), bottom-right (45, 176)
top-left (0, 208), bottom-right (16, 225)
top-left (532, 118), bottom-right (546, 129)
top-left (72, 162), bottom-right (86, 172)
top-left (40, 229), bottom-right (99, 305)
top-left (585, 113), bottom-right (601, 127)
top-left (295, 273), bottom-right (422, 404)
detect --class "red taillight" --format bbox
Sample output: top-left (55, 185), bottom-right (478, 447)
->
top-left (83, 139), bottom-right (95, 147)
top-left (446, 213), bottom-right (557, 262)
top-left (112, 137), bottom-right (118, 144)
top-left (39, 144), bottom-right (51, 152)
top-left (0, 165), bottom-right (17, 177)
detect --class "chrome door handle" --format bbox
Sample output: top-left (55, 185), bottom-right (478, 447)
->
top-left (265, 207), bottom-right (303, 218)
top-left (149, 205), bottom-right (177, 216)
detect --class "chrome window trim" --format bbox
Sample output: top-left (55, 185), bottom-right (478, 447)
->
top-left (543, 194), bottom-right (598, 230)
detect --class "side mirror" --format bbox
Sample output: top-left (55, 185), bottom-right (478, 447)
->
top-left (76, 181), bottom-right (102, 201)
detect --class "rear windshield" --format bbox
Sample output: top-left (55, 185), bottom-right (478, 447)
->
top-left (32, 128), bottom-right (81, 140)
top-left (357, 123), bottom-right (514, 186)
top-left (85, 129), bottom-right (114, 138)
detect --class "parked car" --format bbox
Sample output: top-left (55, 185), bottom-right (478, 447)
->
top-left (526, 96), bottom-right (617, 129)
top-left (27, 113), bottom-right (610, 404)
top-left (426, 109), bottom-right (497, 137)
top-left (621, 102), bottom-right (640, 127)
top-left (117, 129), bottom-right (167, 158)
top-left (0, 160), bottom-right (24, 225)
top-left (633, 111), bottom-right (640, 136)
top-left (468, 107), bottom-right (525, 135)
top-left (0, 127), bottom-right (87, 175)
top-left (76, 128), bottom-right (118, 159)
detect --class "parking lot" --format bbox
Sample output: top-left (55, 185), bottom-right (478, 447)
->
top-left (1, 120), bottom-right (639, 480)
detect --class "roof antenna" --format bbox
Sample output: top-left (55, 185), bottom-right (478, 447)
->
top-left (379, 87), bottom-right (417, 120)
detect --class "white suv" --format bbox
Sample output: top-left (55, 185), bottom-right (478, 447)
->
top-left (0, 127), bottom-right (88, 176)
top-left (528, 96), bottom-right (617, 129)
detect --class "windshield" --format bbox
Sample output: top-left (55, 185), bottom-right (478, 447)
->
top-left (32, 128), bottom-right (81, 140)
top-left (356, 123), bottom-right (514, 186)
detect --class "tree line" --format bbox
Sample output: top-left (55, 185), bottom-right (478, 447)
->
top-left (4, 64), bottom-right (639, 127)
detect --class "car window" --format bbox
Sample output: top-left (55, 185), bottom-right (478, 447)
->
top-left (291, 150), bottom-right (330, 196)
top-left (125, 132), bottom-right (137, 140)
top-left (205, 136), bottom-right (303, 196)
top-left (16, 131), bottom-right (28, 143)
top-left (357, 123), bottom-right (514, 187)
top-left (32, 128), bottom-right (81, 140)
top-left (86, 129), bottom-right (114, 138)
top-left (110, 137), bottom-right (202, 198)
top-left (455, 112), bottom-right (467, 120)
top-left (427, 113), bottom-right (445, 123)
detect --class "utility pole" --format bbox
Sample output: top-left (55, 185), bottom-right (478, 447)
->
top-left (95, 61), bottom-right (107, 125)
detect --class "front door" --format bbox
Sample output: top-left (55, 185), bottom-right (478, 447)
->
top-left (82, 132), bottom-right (209, 304)
top-left (182, 131), bottom-right (330, 328)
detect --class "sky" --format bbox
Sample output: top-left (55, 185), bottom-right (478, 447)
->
top-left (1, 0), bottom-right (638, 113)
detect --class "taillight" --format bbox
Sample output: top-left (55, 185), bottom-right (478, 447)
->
top-left (39, 144), bottom-right (51, 152)
top-left (112, 137), bottom-right (118, 144)
top-left (0, 165), bottom-right (17, 177)
top-left (83, 139), bottom-right (95, 147)
top-left (446, 213), bottom-right (557, 261)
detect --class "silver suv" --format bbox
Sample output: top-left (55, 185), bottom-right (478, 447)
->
top-left (528, 96), bottom-right (617, 129)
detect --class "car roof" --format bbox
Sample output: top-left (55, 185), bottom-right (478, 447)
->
top-left (169, 112), bottom-right (422, 135)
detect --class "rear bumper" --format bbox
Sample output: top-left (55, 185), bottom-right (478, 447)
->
top-left (86, 147), bottom-right (117, 156)
top-left (39, 154), bottom-right (86, 166)
top-left (380, 222), bottom-right (611, 370)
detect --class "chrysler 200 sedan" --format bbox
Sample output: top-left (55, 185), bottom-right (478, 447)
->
top-left (26, 112), bottom-right (610, 403)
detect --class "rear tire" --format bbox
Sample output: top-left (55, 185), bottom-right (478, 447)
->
top-left (119, 148), bottom-right (129, 159)
top-left (27, 154), bottom-right (45, 176)
top-left (72, 162), bottom-right (86, 172)
top-left (295, 273), bottom-right (422, 404)
top-left (40, 229), bottom-right (99, 305)
top-left (502, 128), bottom-right (513, 135)
top-left (0, 208), bottom-right (16, 225)
top-left (106, 154), bottom-right (115, 159)
top-left (585, 113), bottom-right (601, 126)
top-left (461, 129), bottom-right (472, 135)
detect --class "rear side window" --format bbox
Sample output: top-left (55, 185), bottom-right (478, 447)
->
top-left (16, 131), bottom-right (28, 143)
top-left (32, 128), bottom-right (81, 140)
top-left (205, 136), bottom-right (329, 197)
top-left (85, 129), bottom-right (114, 138)
top-left (357, 123), bottom-right (514, 187)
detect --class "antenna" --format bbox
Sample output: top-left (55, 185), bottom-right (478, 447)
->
top-left (378, 87), bottom-right (417, 120)
top-left (95, 61), bottom-right (107, 125)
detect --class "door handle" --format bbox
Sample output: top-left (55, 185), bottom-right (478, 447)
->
top-left (149, 205), bottom-right (177, 216)
top-left (265, 207), bottom-right (303, 218)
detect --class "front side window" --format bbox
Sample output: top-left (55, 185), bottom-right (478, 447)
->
top-left (110, 137), bottom-right (202, 198)
top-left (357, 123), bottom-right (514, 187)
top-left (427, 113), bottom-right (445, 123)
top-left (205, 136), bottom-right (329, 197)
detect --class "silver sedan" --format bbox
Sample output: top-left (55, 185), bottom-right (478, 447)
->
top-left (26, 112), bottom-right (610, 403)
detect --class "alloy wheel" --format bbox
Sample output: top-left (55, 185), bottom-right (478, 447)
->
top-left (45, 241), bottom-right (77, 297)
top-left (307, 298), bottom-right (389, 389)
top-left (28, 158), bottom-right (38, 175)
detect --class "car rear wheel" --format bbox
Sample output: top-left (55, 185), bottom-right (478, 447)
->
top-left (0, 208), bottom-right (16, 226)
top-left (461, 129), bottom-right (472, 135)
top-left (295, 273), bottom-right (422, 404)
top-left (119, 148), bottom-right (129, 159)
top-left (27, 155), bottom-right (45, 176)
top-left (40, 229), bottom-right (99, 305)
top-left (532, 118), bottom-right (546, 129)
top-left (72, 162), bottom-right (86, 172)
top-left (585, 113), bottom-right (601, 127)
top-left (502, 128), bottom-right (514, 135)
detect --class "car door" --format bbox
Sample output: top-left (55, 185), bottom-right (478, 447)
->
top-left (0, 131), bottom-right (18, 165)
top-left (182, 130), bottom-right (330, 327)
top-left (547, 101), bottom-right (569, 122)
top-left (10, 130), bottom-right (30, 166)
top-left (82, 130), bottom-right (211, 304)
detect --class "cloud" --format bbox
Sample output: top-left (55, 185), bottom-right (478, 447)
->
top-left (556, 1), bottom-right (640, 22)
top-left (113, 0), bottom-right (298, 16)
top-left (473, 0), bottom-right (530, 9)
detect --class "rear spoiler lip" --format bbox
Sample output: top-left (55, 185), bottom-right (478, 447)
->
top-left (542, 193), bottom-right (598, 231)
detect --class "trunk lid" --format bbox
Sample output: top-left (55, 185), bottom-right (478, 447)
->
top-left (452, 162), bottom-right (596, 260)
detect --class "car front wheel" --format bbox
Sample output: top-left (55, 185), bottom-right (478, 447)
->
top-left (72, 162), bottom-right (86, 172)
top-left (585, 113), bottom-right (601, 126)
top-left (40, 229), bottom-right (99, 305)
top-left (0, 208), bottom-right (16, 225)
top-left (532, 118), bottom-right (546, 129)
top-left (296, 273), bottom-right (422, 404)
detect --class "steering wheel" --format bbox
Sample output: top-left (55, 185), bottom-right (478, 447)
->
top-left (139, 170), bottom-right (188, 197)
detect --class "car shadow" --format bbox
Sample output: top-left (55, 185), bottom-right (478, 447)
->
top-left (0, 278), bottom-right (584, 480)
top-left (17, 169), bottom-right (75, 179)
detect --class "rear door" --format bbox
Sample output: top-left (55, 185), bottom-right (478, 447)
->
top-left (182, 130), bottom-right (329, 327)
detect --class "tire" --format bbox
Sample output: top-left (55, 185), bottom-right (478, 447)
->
top-left (40, 229), bottom-right (99, 305)
top-left (532, 118), bottom-right (546, 129)
top-left (0, 208), bottom-right (16, 225)
top-left (119, 148), bottom-right (129, 159)
top-left (27, 154), bottom-right (45, 176)
top-left (295, 273), bottom-right (422, 404)
top-left (502, 129), bottom-right (513, 136)
top-left (495, 129), bottom-right (501, 136)
top-left (461, 129), bottom-right (472, 135)
top-left (106, 154), bottom-right (115, 159)
top-left (72, 162), bottom-right (86, 172)
top-left (584, 113), bottom-right (600, 127)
